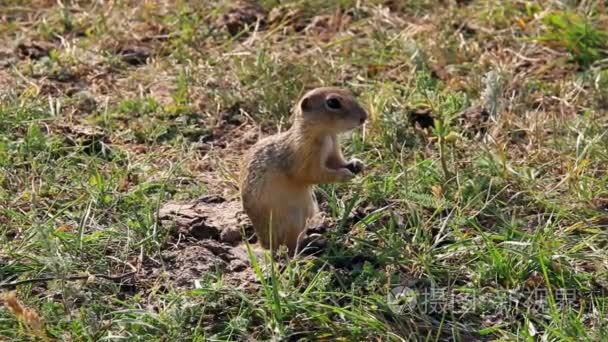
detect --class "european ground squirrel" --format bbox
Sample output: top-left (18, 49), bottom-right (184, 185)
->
top-left (240, 87), bottom-right (368, 254)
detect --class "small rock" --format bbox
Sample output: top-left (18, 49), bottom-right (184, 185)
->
top-left (220, 227), bottom-right (242, 244)
top-left (229, 259), bottom-right (248, 272)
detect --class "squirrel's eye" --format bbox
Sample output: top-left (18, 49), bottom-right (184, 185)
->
top-left (326, 98), bottom-right (341, 110)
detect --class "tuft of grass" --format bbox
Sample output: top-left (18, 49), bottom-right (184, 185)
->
top-left (537, 11), bottom-right (608, 68)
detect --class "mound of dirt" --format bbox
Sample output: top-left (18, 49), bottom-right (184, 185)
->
top-left (139, 195), bottom-right (371, 291)
top-left (137, 196), bottom-right (259, 290)
top-left (139, 239), bottom-right (259, 291)
top-left (159, 195), bottom-right (255, 245)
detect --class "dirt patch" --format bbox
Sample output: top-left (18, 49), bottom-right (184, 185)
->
top-left (304, 12), bottom-right (353, 40)
top-left (140, 194), bottom-right (374, 290)
top-left (458, 105), bottom-right (490, 137)
top-left (16, 41), bottom-right (55, 60)
top-left (593, 197), bottom-right (608, 214)
top-left (408, 105), bottom-right (492, 138)
top-left (139, 240), bottom-right (259, 291)
top-left (137, 196), bottom-right (259, 290)
top-left (0, 47), bottom-right (16, 68)
top-left (215, 1), bottom-right (268, 36)
top-left (0, 69), bottom-right (16, 93)
top-left (159, 195), bottom-right (255, 245)
top-left (193, 105), bottom-right (260, 200)
top-left (200, 104), bottom-right (259, 151)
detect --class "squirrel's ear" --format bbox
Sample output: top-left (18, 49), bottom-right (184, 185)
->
top-left (300, 96), bottom-right (312, 112)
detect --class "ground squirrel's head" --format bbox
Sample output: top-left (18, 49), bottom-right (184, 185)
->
top-left (294, 87), bottom-right (368, 133)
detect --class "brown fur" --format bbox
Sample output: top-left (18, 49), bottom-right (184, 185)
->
top-left (239, 87), bottom-right (368, 254)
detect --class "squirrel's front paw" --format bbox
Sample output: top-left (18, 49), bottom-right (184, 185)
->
top-left (346, 158), bottom-right (365, 175)
top-left (337, 168), bottom-right (356, 181)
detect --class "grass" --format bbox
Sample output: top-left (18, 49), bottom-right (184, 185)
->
top-left (537, 10), bottom-right (608, 68)
top-left (1, 0), bottom-right (608, 341)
